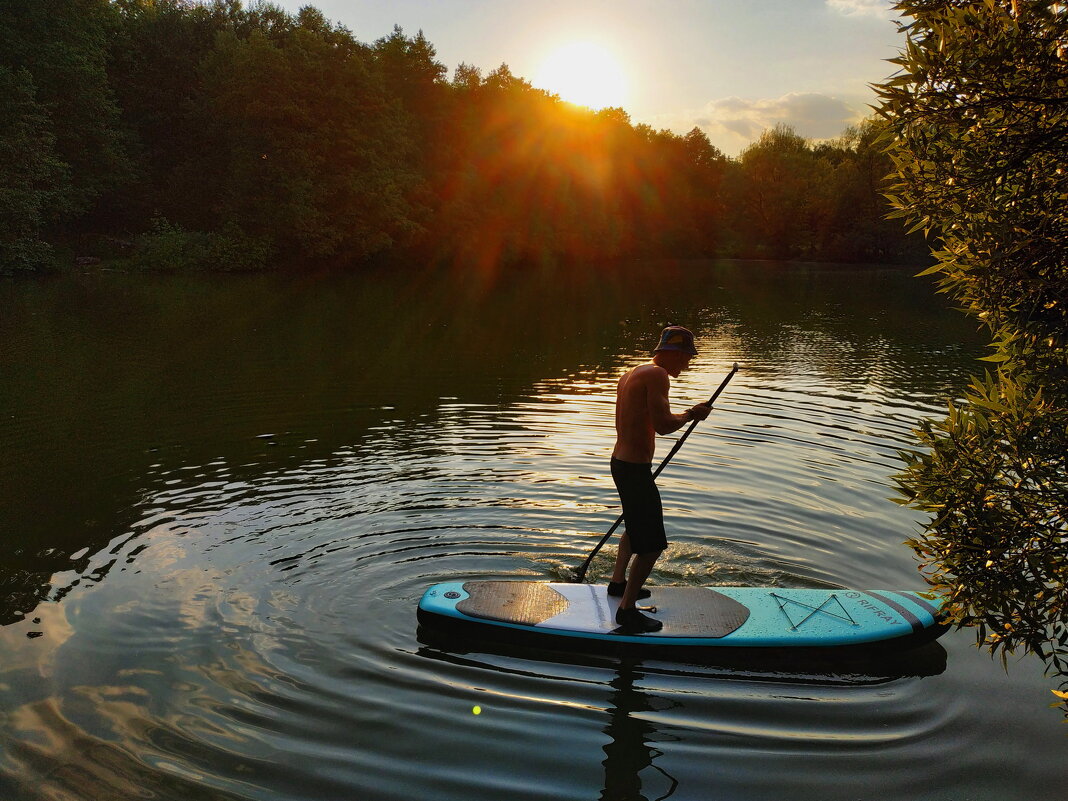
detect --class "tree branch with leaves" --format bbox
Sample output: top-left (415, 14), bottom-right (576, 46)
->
top-left (875, 0), bottom-right (1068, 717)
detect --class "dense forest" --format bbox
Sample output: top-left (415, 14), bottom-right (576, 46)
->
top-left (0, 0), bottom-right (926, 274)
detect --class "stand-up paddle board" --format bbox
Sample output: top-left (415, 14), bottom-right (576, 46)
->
top-left (417, 581), bottom-right (946, 653)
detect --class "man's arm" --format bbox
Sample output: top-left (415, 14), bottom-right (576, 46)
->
top-left (646, 369), bottom-right (710, 435)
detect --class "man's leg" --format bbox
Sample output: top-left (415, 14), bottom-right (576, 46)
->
top-left (609, 533), bottom-right (652, 598)
top-left (610, 532), bottom-right (633, 584)
top-left (619, 550), bottom-right (662, 610)
top-left (615, 549), bottom-right (664, 632)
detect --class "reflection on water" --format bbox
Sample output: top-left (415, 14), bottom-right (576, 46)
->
top-left (1, 261), bottom-right (1064, 800)
top-left (415, 631), bottom-right (951, 801)
top-left (417, 629), bottom-right (949, 801)
top-left (600, 662), bottom-right (678, 801)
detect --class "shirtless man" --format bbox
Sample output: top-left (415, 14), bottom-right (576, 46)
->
top-left (610, 326), bottom-right (710, 632)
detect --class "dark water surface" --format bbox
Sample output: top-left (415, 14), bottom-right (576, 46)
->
top-left (0, 261), bottom-right (1063, 800)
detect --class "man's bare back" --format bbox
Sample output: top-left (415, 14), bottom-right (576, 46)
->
top-left (613, 364), bottom-right (665, 463)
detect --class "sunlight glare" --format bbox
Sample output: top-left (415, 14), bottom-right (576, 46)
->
top-left (533, 41), bottom-right (627, 110)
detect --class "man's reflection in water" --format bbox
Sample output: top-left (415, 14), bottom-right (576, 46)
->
top-left (600, 660), bottom-right (679, 801)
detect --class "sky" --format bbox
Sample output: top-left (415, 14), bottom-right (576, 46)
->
top-left (275, 0), bottom-right (906, 156)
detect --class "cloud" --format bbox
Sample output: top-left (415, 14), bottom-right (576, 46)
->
top-left (645, 92), bottom-right (866, 157)
top-left (825, 0), bottom-right (895, 18)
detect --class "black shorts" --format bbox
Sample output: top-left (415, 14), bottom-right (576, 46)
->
top-left (610, 458), bottom-right (668, 554)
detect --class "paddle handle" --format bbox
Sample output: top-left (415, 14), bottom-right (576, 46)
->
top-left (572, 363), bottom-right (739, 583)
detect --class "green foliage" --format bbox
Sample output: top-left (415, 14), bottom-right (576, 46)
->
top-left (197, 17), bottom-right (420, 261)
top-left (0, 66), bottom-right (68, 273)
top-left (373, 25), bottom-right (447, 116)
top-left (0, 0), bottom-right (132, 221)
top-left (728, 125), bottom-right (820, 258)
top-left (876, 0), bottom-right (1068, 715)
top-left (104, 0), bottom-right (234, 227)
top-left (719, 120), bottom-right (927, 262)
top-left (133, 216), bottom-right (270, 272)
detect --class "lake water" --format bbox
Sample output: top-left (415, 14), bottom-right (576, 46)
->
top-left (0, 261), bottom-right (1063, 800)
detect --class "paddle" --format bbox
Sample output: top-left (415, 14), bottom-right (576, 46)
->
top-left (569, 362), bottom-right (739, 584)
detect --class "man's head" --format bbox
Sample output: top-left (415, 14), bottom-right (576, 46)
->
top-left (652, 325), bottom-right (697, 377)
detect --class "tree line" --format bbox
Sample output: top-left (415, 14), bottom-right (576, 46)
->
top-left (0, 0), bottom-right (928, 274)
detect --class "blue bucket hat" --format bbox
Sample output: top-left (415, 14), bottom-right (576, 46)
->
top-left (654, 325), bottom-right (698, 356)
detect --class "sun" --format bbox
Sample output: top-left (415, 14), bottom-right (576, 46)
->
top-left (533, 41), bottom-right (628, 110)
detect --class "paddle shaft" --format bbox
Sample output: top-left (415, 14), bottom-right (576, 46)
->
top-left (572, 363), bottom-right (739, 583)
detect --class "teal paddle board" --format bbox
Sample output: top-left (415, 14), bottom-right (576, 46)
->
top-left (417, 581), bottom-right (946, 652)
